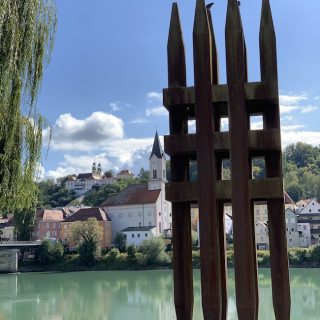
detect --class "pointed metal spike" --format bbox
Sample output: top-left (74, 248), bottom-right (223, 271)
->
top-left (207, 4), bottom-right (219, 84)
top-left (226, 0), bottom-right (244, 33)
top-left (193, 0), bottom-right (210, 36)
top-left (167, 2), bottom-right (186, 87)
top-left (260, 0), bottom-right (277, 82)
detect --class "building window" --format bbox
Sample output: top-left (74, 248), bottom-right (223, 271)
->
top-left (291, 228), bottom-right (294, 231)
top-left (46, 223), bottom-right (50, 228)
top-left (53, 223), bottom-right (56, 228)
top-left (132, 234), bottom-right (135, 238)
top-left (303, 225), bottom-right (307, 230)
top-left (153, 170), bottom-right (157, 179)
top-left (139, 222), bottom-right (142, 227)
top-left (145, 233), bottom-right (148, 238)
top-left (159, 222), bottom-right (162, 233)
top-left (149, 222), bottom-right (152, 226)
top-left (163, 169), bottom-right (165, 178)
top-left (138, 234), bottom-right (140, 238)
top-left (289, 239), bottom-right (293, 243)
top-left (159, 212), bottom-right (161, 216)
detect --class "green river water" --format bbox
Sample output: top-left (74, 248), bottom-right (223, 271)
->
top-left (0, 269), bottom-right (318, 320)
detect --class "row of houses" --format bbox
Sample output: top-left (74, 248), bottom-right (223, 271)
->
top-left (244, 197), bottom-right (320, 250)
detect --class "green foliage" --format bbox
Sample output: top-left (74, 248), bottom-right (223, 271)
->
top-left (71, 217), bottom-right (102, 246)
top-left (126, 244), bottom-right (137, 264)
top-left (83, 183), bottom-right (120, 207)
top-left (14, 208), bottom-right (35, 240)
top-left (104, 170), bottom-right (113, 178)
top-left (114, 233), bottom-right (127, 253)
top-left (138, 237), bottom-right (171, 265)
top-left (103, 248), bottom-right (120, 267)
top-left (137, 167), bottom-right (150, 182)
top-left (83, 173), bottom-right (150, 207)
top-left (78, 239), bottom-right (98, 266)
top-left (283, 143), bottom-right (320, 201)
top-left (309, 244), bottom-right (320, 264)
top-left (37, 179), bottom-right (76, 208)
top-left (0, 0), bottom-right (57, 210)
top-left (71, 218), bottom-right (103, 266)
top-left (256, 250), bottom-right (270, 266)
top-left (191, 230), bottom-right (198, 246)
top-left (36, 239), bottom-right (63, 264)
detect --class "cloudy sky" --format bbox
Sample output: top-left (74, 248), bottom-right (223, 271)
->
top-left (37, 0), bottom-right (320, 179)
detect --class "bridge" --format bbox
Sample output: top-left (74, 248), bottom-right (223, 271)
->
top-left (0, 241), bottom-right (41, 273)
top-left (0, 241), bottom-right (41, 250)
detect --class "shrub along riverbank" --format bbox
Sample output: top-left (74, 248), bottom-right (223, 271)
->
top-left (19, 242), bottom-right (320, 273)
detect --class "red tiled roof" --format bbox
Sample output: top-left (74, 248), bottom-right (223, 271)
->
top-left (77, 173), bottom-right (100, 180)
top-left (117, 169), bottom-right (133, 176)
top-left (284, 191), bottom-right (295, 204)
top-left (36, 209), bottom-right (64, 222)
top-left (63, 208), bottom-right (111, 222)
top-left (100, 183), bottom-right (160, 207)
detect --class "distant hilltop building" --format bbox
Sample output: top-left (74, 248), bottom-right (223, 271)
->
top-left (65, 162), bottom-right (134, 196)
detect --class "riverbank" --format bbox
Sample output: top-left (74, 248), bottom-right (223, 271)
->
top-left (16, 246), bottom-right (320, 273)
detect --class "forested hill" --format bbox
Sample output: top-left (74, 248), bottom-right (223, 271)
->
top-left (283, 142), bottom-right (320, 202)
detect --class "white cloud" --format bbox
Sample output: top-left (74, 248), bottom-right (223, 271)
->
top-left (146, 106), bottom-right (168, 117)
top-left (281, 130), bottom-right (320, 147)
top-left (130, 117), bottom-right (149, 124)
top-left (146, 91), bottom-right (162, 103)
top-left (281, 124), bottom-right (305, 131)
top-left (43, 112), bottom-right (124, 151)
top-left (45, 135), bottom-right (157, 179)
top-left (279, 94), bottom-right (308, 106)
top-left (109, 102), bottom-right (120, 112)
top-left (300, 105), bottom-right (318, 114)
top-left (280, 105), bottom-right (299, 114)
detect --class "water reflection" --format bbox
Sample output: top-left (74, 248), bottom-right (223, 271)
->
top-left (0, 269), bottom-right (319, 320)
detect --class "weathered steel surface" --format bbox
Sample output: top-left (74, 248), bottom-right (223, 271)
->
top-left (167, 4), bottom-right (193, 320)
top-left (260, 1), bottom-right (291, 319)
top-left (225, 0), bottom-right (258, 319)
top-left (193, 0), bottom-right (222, 319)
top-left (164, 0), bottom-right (290, 318)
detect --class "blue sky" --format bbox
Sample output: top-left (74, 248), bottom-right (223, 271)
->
top-left (37, 0), bottom-right (320, 179)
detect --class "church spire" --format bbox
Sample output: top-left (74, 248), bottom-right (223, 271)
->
top-left (149, 131), bottom-right (164, 159)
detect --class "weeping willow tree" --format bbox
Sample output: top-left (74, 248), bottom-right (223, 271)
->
top-left (0, 1), bottom-right (57, 211)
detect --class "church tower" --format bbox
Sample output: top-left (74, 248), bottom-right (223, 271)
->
top-left (148, 131), bottom-right (166, 190)
top-left (92, 162), bottom-right (97, 176)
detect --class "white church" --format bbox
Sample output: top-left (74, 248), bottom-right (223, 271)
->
top-left (100, 132), bottom-right (172, 242)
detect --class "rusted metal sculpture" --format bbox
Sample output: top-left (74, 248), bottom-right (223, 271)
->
top-left (164, 0), bottom-right (290, 319)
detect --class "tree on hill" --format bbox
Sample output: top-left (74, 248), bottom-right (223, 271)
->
top-left (83, 184), bottom-right (120, 207)
top-left (0, 1), bottom-right (57, 211)
top-left (37, 179), bottom-right (76, 208)
top-left (283, 143), bottom-right (320, 201)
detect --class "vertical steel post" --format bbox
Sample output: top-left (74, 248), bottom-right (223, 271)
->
top-left (225, 0), bottom-right (258, 319)
top-left (260, 1), bottom-right (291, 319)
top-left (167, 3), bottom-right (194, 320)
top-left (193, 1), bottom-right (222, 319)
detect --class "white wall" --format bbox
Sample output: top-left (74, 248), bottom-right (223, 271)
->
top-left (123, 228), bottom-right (156, 246)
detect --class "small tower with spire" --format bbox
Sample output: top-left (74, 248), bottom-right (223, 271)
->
top-left (148, 131), bottom-right (166, 190)
top-left (92, 162), bottom-right (97, 176)
top-left (97, 163), bottom-right (102, 177)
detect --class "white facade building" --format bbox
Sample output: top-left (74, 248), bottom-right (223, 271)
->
top-left (101, 132), bottom-right (172, 241)
top-left (122, 226), bottom-right (157, 246)
top-left (65, 162), bottom-right (117, 196)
